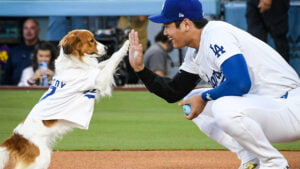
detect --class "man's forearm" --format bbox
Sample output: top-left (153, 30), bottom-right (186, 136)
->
top-left (136, 67), bottom-right (200, 103)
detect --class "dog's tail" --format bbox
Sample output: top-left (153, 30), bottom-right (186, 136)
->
top-left (0, 146), bottom-right (9, 169)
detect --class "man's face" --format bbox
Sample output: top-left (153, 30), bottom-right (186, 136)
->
top-left (23, 19), bottom-right (39, 41)
top-left (163, 22), bottom-right (186, 49)
top-left (166, 41), bottom-right (174, 52)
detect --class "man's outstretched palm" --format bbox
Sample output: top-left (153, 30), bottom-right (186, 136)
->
top-left (129, 30), bottom-right (145, 72)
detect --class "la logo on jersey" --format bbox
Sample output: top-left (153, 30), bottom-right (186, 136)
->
top-left (210, 44), bottom-right (226, 58)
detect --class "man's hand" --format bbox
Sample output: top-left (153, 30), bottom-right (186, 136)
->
top-left (258, 0), bottom-right (272, 13)
top-left (129, 30), bottom-right (145, 72)
top-left (179, 94), bottom-right (207, 120)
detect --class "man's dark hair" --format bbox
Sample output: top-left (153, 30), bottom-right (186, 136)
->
top-left (23, 18), bottom-right (40, 28)
top-left (155, 29), bottom-right (169, 43)
top-left (175, 18), bottom-right (208, 29)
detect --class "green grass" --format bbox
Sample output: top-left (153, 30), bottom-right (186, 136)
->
top-left (0, 90), bottom-right (299, 151)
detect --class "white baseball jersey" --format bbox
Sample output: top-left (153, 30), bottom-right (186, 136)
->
top-left (178, 21), bottom-right (300, 168)
top-left (25, 67), bottom-right (100, 129)
top-left (180, 21), bottom-right (300, 98)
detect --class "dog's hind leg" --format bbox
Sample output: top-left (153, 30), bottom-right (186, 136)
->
top-left (1, 134), bottom-right (40, 169)
top-left (26, 148), bottom-right (51, 169)
top-left (0, 146), bottom-right (9, 169)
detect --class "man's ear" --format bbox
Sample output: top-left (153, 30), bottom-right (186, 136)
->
top-left (182, 18), bottom-right (191, 31)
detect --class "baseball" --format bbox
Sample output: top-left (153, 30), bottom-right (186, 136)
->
top-left (183, 104), bottom-right (191, 115)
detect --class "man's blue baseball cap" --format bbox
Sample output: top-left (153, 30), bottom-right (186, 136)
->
top-left (149, 0), bottom-right (204, 23)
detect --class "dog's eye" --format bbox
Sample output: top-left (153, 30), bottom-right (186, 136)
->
top-left (90, 39), bottom-right (95, 43)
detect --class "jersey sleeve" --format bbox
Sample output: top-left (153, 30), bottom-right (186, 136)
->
top-left (206, 30), bottom-right (242, 68)
top-left (180, 48), bottom-right (199, 74)
top-left (201, 54), bottom-right (251, 101)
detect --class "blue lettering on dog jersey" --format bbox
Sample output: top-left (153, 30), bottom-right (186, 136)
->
top-left (210, 44), bottom-right (225, 58)
top-left (40, 86), bottom-right (57, 101)
top-left (84, 89), bottom-right (96, 99)
top-left (52, 78), bottom-right (66, 88)
top-left (39, 79), bottom-right (66, 102)
top-left (206, 70), bottom-right (225, 88)
top-left (39, 78), bottom-right (66, 102)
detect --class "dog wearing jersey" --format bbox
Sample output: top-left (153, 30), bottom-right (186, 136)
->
top-left (0, 30), bottom-right (129, 169)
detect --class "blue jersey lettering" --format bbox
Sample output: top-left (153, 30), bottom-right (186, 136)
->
top-left (206, 70), bottom-right (226, 88)
top-left (39, 78), bottom-right (67, 102)
top-left (52, 78), bottom-right (66, 88)
top-left (84, 89), bottom-right (97, 99)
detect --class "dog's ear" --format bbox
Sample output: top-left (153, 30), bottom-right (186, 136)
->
top-left (59, 33), bottom-right (81, 55)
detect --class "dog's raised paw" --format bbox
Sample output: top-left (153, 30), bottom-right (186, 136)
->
top-left (120, 40), bottom-right (130, 54)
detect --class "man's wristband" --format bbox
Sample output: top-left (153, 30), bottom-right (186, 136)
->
top-left (201, 91), bottom-right (213, 102)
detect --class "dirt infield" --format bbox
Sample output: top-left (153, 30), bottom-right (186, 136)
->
top-left (49, 150), bottom-right (300, 169)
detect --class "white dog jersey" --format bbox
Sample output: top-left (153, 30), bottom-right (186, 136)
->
top-left (25, 67), bottom-right (100, 129)
top-left (180, 21), bottom-right (300, 98)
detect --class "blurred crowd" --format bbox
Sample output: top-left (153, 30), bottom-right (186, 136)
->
top-left (0, 16), bottom-right (156, 87)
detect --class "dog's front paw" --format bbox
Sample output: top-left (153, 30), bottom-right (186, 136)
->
top-left (110, 40), bottom-right (129, 61)
top-left (119, 40), bottom-right (130, 56)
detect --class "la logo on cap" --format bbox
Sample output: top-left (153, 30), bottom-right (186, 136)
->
top-left (179, 13), bottom-right (184, 18)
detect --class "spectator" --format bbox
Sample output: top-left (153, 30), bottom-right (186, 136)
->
top-left (117, 16), bottom-right (149, 51)
top-left (246, 0), bottom-right (290, 62)
top-left (47, 16), bottom-right (88, 47)
top-left (18, 42), bottom-right (57, 87)
top-left (144, 29), bottom-right (173, 77)
top-left (1, 18), bottom-right (40, 85)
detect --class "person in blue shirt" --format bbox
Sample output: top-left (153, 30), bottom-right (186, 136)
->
top-left (1, 18), bottom-right (40, 85)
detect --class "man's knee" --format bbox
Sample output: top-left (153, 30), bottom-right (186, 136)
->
top-left (211, 96), bottom-right (243, 131)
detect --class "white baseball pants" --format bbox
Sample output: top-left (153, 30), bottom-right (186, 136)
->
top-left (186, 87), bottom-right (300, 169)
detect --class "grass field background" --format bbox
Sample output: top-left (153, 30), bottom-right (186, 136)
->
top-left (0, 89), bottom-right (299, 151)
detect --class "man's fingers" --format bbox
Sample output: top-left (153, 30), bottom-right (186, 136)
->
top-left (186, 109), bottom-right (198, 120)
top-left (129, 33), bottom-right (133, 49)
top-left (129, 30), bottom-right (140, 49)
top-left (178, 100), bottom-right (187, 106)
top-left (129, 30), bottom-right (137, 45)
top-left (185, 110), bottom-right (195, 120)
top-left (129, 30), bottom-right (135, 46)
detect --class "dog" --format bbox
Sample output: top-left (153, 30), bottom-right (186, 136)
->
top-left (0, 29), bottom-right (129, 169)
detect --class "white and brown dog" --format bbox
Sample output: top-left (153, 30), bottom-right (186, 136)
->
top-left (0, 30), bottom-right (129, 169)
